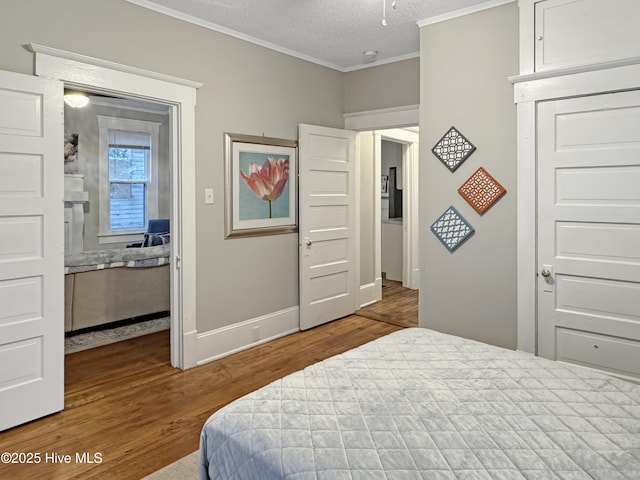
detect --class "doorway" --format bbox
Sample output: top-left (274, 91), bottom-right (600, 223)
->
top-left (372, 127), bottom-right (420, 299)
top-left (63, 90), bottom-right (173, 354)
top-left (297, 121), bottom-right (419, 332)
top-left (355, 127), bottom-right (419, 327)
top-left (32, 43), bottom-right (200, 369)
top-left (380, 138), bottom-right (405, 286)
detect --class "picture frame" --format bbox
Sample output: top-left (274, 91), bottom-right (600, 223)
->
top-left (381, 174), bottom-right (389, 197)
top-left (224, 133), bottom-right (298, 238)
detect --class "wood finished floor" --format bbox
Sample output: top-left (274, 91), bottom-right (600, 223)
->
top-left (356, 280), bottom-right (418, 328)
top-left (0, 315), bottom-right (403, 480)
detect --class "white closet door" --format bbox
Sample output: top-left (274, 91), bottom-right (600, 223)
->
top-left (537, 90), bottom-right (640, 379)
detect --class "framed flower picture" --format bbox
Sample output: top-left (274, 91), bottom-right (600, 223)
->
top-left (224, 133), bottom-right (298, 238)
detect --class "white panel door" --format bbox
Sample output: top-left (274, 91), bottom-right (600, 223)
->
top-left (537, 90), bottom-right (640, 379)
top-left (299, 124), bottom-right (358, 330)
top-left (0, 70), bottom-right (64, 430)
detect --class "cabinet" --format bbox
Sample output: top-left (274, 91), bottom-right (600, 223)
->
top-left (520, 0), bottom-right (640, 74)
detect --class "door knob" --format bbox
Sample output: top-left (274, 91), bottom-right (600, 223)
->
top-left (306, 239), bottom-right (312, 247)
top-left (540, 265), bottom-right (553, 292)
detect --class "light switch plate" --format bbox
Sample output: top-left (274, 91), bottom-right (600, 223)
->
top-left (205, 188), bottom-right (214, 204)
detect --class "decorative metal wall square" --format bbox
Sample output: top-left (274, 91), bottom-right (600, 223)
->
top-left (458, 167), bottom-right (506, 215)
top-left (430, 206), bottom-right (475, 252)
top-left (431, 126), bottom-right (476, 172)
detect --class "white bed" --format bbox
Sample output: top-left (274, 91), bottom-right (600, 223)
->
top-left (199, 328), bottom-right (640, 479)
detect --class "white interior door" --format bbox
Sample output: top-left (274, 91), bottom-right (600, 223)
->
top-left (299, 124), bottom-right (358, 330)
top-left (0, 70), bottom-right (64, 430)
top-left (537, 90), bottom-right (640, 379)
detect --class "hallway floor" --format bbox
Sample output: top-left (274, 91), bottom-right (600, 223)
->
top-left (355, 280), bottom-right (418, 328)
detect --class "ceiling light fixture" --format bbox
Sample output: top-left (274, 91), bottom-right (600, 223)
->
top-left (63, 92), bottom-right (90, 108)
top-left (363, 50), bottom-right (378, 63)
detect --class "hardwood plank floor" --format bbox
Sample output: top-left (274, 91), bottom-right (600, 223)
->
top-left (356, 280), bottom-right (418, 328)
top-left (0, 315), bottom-right (402, 480)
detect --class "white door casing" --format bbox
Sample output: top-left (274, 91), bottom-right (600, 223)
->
top-left (537, 90), bottom-right (640, 379)
top-left (31, 44), bottom-right (201, 369)
top-left (299, 124), bottom-right (358, 330)
top-left (343, 107), bottom-right (420, 308)
top-left (375, 129), bottom-right (420, 291)
top-left (0, 70), bottom-right (64, 430)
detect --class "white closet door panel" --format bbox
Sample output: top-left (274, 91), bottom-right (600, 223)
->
top-left (537, 89), bottom-right (640, 380)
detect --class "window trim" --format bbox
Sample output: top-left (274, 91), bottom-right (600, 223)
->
top-left (97, 115), bottom-right (161, 244)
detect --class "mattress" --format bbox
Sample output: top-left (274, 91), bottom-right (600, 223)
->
top-left (199, 328), bottom-right (640, 479)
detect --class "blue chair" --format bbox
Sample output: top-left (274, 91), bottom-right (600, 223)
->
top-left (126, 219), bottom-right (170, 247)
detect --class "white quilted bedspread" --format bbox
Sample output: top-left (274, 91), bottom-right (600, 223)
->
top-left (199, 328), bottom-right (640, 479)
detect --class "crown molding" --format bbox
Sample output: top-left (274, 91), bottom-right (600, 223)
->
top-left (126, 0), bottom-right (348, 71)
top-left (417, 0), bottom-right (515, 28)
top-left (343, 52), bottom-right (420, 73)
top-left (126, 0), bottom-right (421, 73)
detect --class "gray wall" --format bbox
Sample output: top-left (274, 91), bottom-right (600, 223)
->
top-left (344, 58), bottom-right (420, 113)
top-left (64, 103), bottom-right (170, 251)
top-left (419, 3), bottom-right (518, 349)
top-left (0, 0), bottom-right (451, 340)
top-left (0, 0), bottom-right (345, 334)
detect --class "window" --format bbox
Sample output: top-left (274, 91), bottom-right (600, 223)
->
top-left (109, 130), bottom-right (150, 231)
top-left (97, 116), bottom-right (161, 244)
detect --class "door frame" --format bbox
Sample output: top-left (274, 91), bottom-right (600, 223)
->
top-left (510, 60), bottom-right (640, 354)
top-left (29, 44), bottom-right (202, 369)
top-left (375, 129), bottom-right (420, 291)
top-left (344, 105), bottom-right (420, 305)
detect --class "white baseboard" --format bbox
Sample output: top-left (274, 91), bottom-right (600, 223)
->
top-left (196, 306), bottom-right (300, 366)
top-left (181, 328), bottom-right (198, 369)
top-left (359, 277), bottom-right (382, 308)
top-left (410, 268), bottom-right (420, 290)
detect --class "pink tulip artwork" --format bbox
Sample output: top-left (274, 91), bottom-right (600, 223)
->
top-left (239, 157), bottom-right (289, 218)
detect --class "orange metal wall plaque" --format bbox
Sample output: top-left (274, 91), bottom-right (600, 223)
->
top-left (458, 167), bottom-right (506, 215)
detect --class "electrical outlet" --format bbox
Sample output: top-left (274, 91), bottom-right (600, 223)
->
top-left (252, 325), bottom-right (260, 342)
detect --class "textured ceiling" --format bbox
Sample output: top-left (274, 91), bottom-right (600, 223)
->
top-left (127, 0), bottom-right (509, 71)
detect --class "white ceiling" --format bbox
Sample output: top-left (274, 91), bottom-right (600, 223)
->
top-left (127, 0), bottom-right (512, 71)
